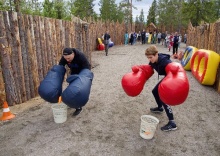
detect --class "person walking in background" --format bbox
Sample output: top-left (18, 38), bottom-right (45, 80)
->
top-left (184, 33), bottom-right (187, 43)
top-left (157, 32), bottom-right (161, 44)
top-left (124, 31), bottom-right (129, 46)
top-left (168, 33), bottom-right (173, 51)
top-left (161, 32), bottom-right (166, 46)
top-left (146, 31), bottom-right (149, 44)
top-left (152, 31), bottom-right (157, 44)
top-left (178, 34), bottom-right (182, 48)
top-left (141, 29), bottom-right (146, 44)
top-left (133, 32), bottom-right (137, 45)
top-left (104, 30), bottom-right (111, 56)
top-left (137, 31), bottom-right (141, 44)
top-left (129, 32), bottom-right (134, 45)
top-left (173, 32), bottom-right (179, 55)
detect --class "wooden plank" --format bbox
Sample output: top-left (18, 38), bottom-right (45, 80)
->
top-left (17, 12), bottom-right (30, 100)
top-left (33, 16), bottom-right (43, 82)
top-left (44, 17), bottom-right (52, 71)
top-left (39, 16), bottom-right (47, 77)
top-left (28, 15), bottom-right (39, 96)
top-left (51, 19), bottom-right (57, 65)
top-left (55, 19), bottom-right (62, 63)
top-left (0, 11), bottom-right (6, 106)
top-left (0, 38), bottom-right (18, 106)
top-left (9, 11), bottom-right (23, 103)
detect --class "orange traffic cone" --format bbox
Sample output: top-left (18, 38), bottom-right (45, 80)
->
top-left (0, 101), bottom-right (15, 121)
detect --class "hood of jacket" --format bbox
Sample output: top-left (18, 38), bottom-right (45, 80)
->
top-left (149, 53), bottom-right (171, 75)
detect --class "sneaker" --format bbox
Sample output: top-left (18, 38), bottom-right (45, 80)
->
top-left (150, 107), bottom-right (164, 113)
top-left (161, 121), bottom-right (177, 131)
top-left (73, 108), bottom-right (83, 116)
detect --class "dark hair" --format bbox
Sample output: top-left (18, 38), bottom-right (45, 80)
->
top-left (63, 48), bottom-right (73, 55)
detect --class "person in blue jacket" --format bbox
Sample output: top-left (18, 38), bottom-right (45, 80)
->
top-left (145, 45), bottom-right (177, 131)
top-left (59, 48), bottom-right (91, 116)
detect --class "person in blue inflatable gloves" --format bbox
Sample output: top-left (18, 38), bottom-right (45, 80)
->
top-left (59, 48), bottom-right (91, 116)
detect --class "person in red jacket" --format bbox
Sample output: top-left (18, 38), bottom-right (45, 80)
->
top-left (145, 45), bottom-right (177, 131)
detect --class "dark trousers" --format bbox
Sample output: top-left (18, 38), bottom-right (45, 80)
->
top-left (173, 43), bottom-right (178, 55)
top-left (105, 44), bottom-right (109, 55)
top-left (152, 80), bottom-right (174, 120)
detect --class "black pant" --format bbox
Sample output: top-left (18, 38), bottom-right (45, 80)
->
top-left (152, 80), bottom-right (174, 120)
top-left (173, 43), bottom-right (178, 55)
top-left (105, 43), bottom-right (109, 55)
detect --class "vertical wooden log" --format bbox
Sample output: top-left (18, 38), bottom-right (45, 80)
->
top-left (33, 16), bottom-right (43, 82)
top-left (28, 15), bottom-right (39, 96)
top-left (60, 20), bottom-right (65, 51)
top-left (3, 11), bottom-right (20, 104)
top-left (44, 18), bottom-right (53, 71)
top-left (17, 12), bottom-right (30, 100)
top-left (9, 11), bottom-right (23, 103)
top-left (0, 12), bottom-right (18, 105)
top-left (51, 19), bottom-right (57, 65)
top-left (23, 15), bottom-right (35, 99)
top-left (12, 12), bottom-right (26, 102)
top-left (0, 38), bottom-right (18, 106)
top-left (55, 19), bottom-right (62, 63)
top-left (64, 21), bottom-right (70, 47)
top-left (0, 11), bottom-right (6, 105)
top-left (70, 20), bottom-right (75, 48)
top-left (39, 16), bottom-right (47, 77)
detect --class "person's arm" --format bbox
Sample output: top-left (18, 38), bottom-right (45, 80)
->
top-left (74, 49), bottom-right (91, 70)
top-left (59, 56), bottom-right (67, 66)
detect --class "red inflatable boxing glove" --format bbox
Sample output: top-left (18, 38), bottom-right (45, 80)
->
top-left (159, 62), bottom-right (189, 106)
top-left (121, 65), bottom-right (154, 96)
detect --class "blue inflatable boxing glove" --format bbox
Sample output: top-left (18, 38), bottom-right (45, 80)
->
top-left (121, 65), bottom-right (154, 96)
top-left (61, 69), bottom-right (94, 108)
top-left (38, 65), bottom-right (66, 103)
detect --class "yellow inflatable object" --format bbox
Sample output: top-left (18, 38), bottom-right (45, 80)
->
top-left (190, 49), bottom-right (220, 85)
top-left (148, 34), bottom-right (152, 44)
top-left (181, 46), bottom-right (198, 70)
top-left (97, 38), bottom-right (103, 44)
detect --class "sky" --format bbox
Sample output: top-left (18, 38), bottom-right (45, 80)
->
top-left (93, 0), bottom-right (153, 21)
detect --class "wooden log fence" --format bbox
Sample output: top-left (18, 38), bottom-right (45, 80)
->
top-left (187, 21), bottom-right (220, 93)
top-left (0, 11), bottom-right (130, 106)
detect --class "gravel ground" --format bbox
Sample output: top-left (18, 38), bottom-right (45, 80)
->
top-left (0, 42), bottom-right (220, 156)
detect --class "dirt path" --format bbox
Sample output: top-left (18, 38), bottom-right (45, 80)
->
top-left (0, 43), bottom-right (220, 156)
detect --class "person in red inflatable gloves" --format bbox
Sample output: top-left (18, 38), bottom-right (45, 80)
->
top-left (145, 45), bottom-right (177, 131)
top-left (121, 45), bottom-right (189, 132)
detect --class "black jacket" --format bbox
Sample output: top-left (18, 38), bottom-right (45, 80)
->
top-left (149, 53), bottom-right (171, 76)
top-left (59, 48), bottom-right (91, 74)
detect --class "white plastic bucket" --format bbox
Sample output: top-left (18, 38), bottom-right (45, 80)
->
top-left (51, 103), bottom-right (67, 123)
top-left (140, 115), bottom-right (159, 139)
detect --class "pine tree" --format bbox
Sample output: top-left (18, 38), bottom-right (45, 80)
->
top-left (146, 0), bottom-right (157, 25)
top-left (72, 0), bottom-right (95, 20)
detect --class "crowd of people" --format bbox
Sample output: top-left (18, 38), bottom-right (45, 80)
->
top-left (124, 30), bottom-right (187, 56)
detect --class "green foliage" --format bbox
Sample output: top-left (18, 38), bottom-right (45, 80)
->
top-left (99, 0), bottom-right (117, 22)
top-left (139, 9), bottom-right (144, 23)
top-left (0, 0), bottom-right (12, 11)
top-left (182, 0), bottom-right (219, 26)
top-left (1, 0), bottom-right (219, 29)
top-left (71, 0), bottom-right (95, 20)
top-left (146, 0), bottom-right (157, 25)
